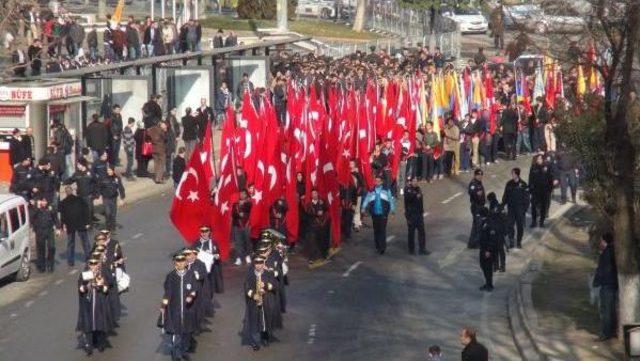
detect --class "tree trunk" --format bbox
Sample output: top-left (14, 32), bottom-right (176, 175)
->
top-left (98, 0), bottom-right (106, 20)
top-left (352, 0), bottom-right (366, 32)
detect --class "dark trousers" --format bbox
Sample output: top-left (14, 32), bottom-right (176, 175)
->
top-left (531, 126), bottom-right (545, 152)
top-left (84, 331), bottom-right (106, 351)
top-left (407, 218), bottom-right (426, 254)
top-left (507, 209), bottom-right (526, 247)
top-left (423, 153), bottom-right (435, 180)
top-left (307, 225), bottom-right (329, 261)
top-left (503, 133), bottom-right (517, 160)
top-left (531, 192), bottom-right (550, 225)
top-left (443, 151), bottom-right (455, 176)
top-left (494, 34), bottom-right (504, 49)
top-left (469, 205), bottom-right (482, 248)
top-left (560, 170), bottom-right (577, 203)
top-left (232, 226), bottom-right (251, 258)
top-left (103, 197), bottom-right (118, 231)
top-left (35, 231), bottom-right (55, 271)
top-left (599, 286), bottom-right (618, 338)
top-left (490, 133), bottom-right (500, 162)
top-left (136, 157), bottom-right (150, 177)
top-left (169, 333), bottom-right (191, 359)
top-left (493, 242), bottom-right (506, 271)
top-left (82, 195), bottom-right (96, 221)
top-left (67, 229), bottom-right (90, 266)
top-left (110, 138), bottom-right (121, 166)
top-left (341, 208), bottom-right (354, 239)
top-left (480, 253), bottom-right (494, 287)
top-left (372, 214), bottom-right (388, 253)
top-left (125, 150), bottom-right (134, 177)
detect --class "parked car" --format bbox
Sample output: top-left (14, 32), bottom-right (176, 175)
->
top-left (0, 194), bottom-right (31, 282)
top-left (296, 0), bottom-right (336, 19)
top-left (527, 8), bottom-right (587, 34)
top-left (503, 4), bottom-right (543, 29)
top-left (442, 7), bottom-right (488, 34)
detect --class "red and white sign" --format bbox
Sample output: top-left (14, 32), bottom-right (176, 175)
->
top-left (0, 82), bottom-right (82, 102)
top-left (0, 105), bottom-right (26, 116)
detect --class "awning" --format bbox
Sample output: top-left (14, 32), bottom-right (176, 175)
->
top-left (47, 96), bottom-right (95, 105)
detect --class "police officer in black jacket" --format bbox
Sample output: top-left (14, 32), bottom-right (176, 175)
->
top-left (31, 197), bottom-right (61, 272)
top-left (67, 159), bottom-right (98, 223)
top-left (31, 158), bottom-right (60, 208)
top-left (468, 169), bottom-right (486, 249)
top-left (98, 167), bottom-right (125, 232)
top-left (528, 154), bottom-right (554, 228)
top-left (404, 177), bottom-right (429, 255)
top-left (502, 167), bottom-right (529, 249)
top-left (10, 157), bottom-right (34, 200)
top-left (478, 207), bottom-right (496, 291)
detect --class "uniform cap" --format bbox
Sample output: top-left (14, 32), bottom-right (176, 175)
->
top-left (173, 254), bottom-right (187, 262)
top-left (91, 251), bottom-right (103, 258)
top-left (99, 229), bottom-right (111, 235)
top-left (474, 169), bottom-right (483, 176)
top-left (94, 245), bottom-right (106, 252)
top-left (200, 226), bottom-right (211, 232)
top-left (253, 256), bottom-right (266, 264)
top-left (88, 258), bottom-right (100, 266)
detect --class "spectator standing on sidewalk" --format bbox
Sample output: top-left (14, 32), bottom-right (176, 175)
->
top-left (109, 105), bottom-right (124, 166)
top-left (459, 327), bottom-right (488, 361)
top-left (122, 117), bottom-right (136, 180)
top-left (165, 107), bottom-right (180, 178)
top-left (59, 185), bottom-right (91, 267)
top-left (172, 147), bottom-right (186, 189)
top-left (85, 114), bottom-right (109, 162)
top-left (147, 121), bottom-right (167, 184)
top-left (593, 233), bottom-right (618, 342)
top-left (182, 107), bottom-right (199, 159)
top-left (68, 159), bottom-right (98, 224)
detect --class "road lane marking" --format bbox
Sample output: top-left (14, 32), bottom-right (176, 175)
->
top-left (342, 261), bottom-right (363, 277)
top-left (438, 246), bottom-right (467, 269)
top-left (68, 269), bottom-right (78, 275)
top-left (328, 290), bottom-right (335, 294)
top-left (307, 324), bottom-right (317, 345)
top-left (38, 291), bottom-right (47, 297)
top-left (54, 279), bottom-right (64, 285)
top-left (423, 212), bottom-right (430, 218)
top-left (25, 300), bottom-right (34, 308)
top-left (441, 192), bottom-right (463, 204)
top-left (132, 233), bottom-right (143, 239)
top-left (386, 235), bottom-right (396, 244)
top-left (10, 313), bottom-right (18, 318)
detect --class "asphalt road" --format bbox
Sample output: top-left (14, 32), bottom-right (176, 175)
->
top-left (0, 155), bottom-right (567, 361)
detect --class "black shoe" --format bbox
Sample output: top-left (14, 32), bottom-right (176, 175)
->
top-left (539, 222), bottom-right (546, 228)
top-left (595, 335), bottom-right (612, 342)
top-left (479, 285), bottom-right (487, 291)
top-left (499, 268), bottom-right (506, 273)
top-left (484, 285), bottom-right (494, 292)
top-left (419, 250), bottom-right (431, 255)
top-left (261, 339), bottom-right (270, 347)
top-left (171, 355), bottom-right (181, 361)
top-left (84, 345), bottom-right (93, 356)
top-left (182, 354), bottom-right (191, 361)
top-left (252, 345), bottom-right (261, 351)
top-left (408, 250), bottom-right (416, 255)
top-left (97, 345), bottom-right (105, 353)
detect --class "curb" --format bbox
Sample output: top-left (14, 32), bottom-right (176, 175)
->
top-left (507, 203), bottom-right (584, 361)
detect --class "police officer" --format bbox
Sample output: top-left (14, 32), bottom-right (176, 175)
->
top-left (31, 157), bottom-right (60, 208)
top-left (361, 175), bottom-right (396, 255)
top-left (9, 157), bottom-right (34, 200)
top-left (502, 167), bottom-right (529, 249)
top-left (97, 167), bottom-right (125, 232)
top-left (67, 159), bottom-right (98, 224)
top-left (528, 154), bottom-right (554, 228)
top-left (487, 192), bottom-right (507, 273)
top-left (404, 176), bottom-right (429, 255)
top-left (478, 207), bottom-right (497, 292)
top-left (31, 197), bottom-right (61, 272)
top-left (468, 169), bottom-right (486, 249)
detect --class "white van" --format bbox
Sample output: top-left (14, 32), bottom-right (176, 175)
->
top-left (0, 195), bottom-right (31, 282)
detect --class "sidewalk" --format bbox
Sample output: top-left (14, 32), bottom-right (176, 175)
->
top-left (512, 206), bottom-right (624, 360)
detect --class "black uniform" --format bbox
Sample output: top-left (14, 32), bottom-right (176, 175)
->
top-left (269, 199), bottom-right (288, 242)
top-left (31, 204), bottom-right (60, 272)
top-left (241, 269), bottom-right (278, 348)
top-left (9, 163), bottom-right (34, 199)
top-left (76, 266), bottom-right (114, 353)
top-left (488, 199), bottom-right (507, 272)
top-left (162, 269), bottom-right (200, 360)
top-left (31, 167), bottom-right (60, 205)
top-left (502, 178), bottom-right (529, 248)
top-left (187, 258), bottom-right (213, 324)
top-left (97, 175), bottom-right (125, 231)
top-left (305, 199), bottom-right (330, 261)
top-left (102, 238), bottom-right (125, 325)
top-left (468, 178), bottom-right (486, 248)
top-left (528, 163), bottom-right (553, 227)
top-left (264, 252), bottom-right (285, 329)
top-left (340, 172), bottom-right (361, 240)
top-left (404, 184), bottom-right (427, 254)
top-left (195, 237), bottom-right (224, 294)
top-left (67, 169), bottom-right (97, 222)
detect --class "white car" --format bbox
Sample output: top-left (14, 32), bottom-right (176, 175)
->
top-left (527, 9), bottom-right (587, 34)
top-left (296, 0), bottom-right (336, 19)
top-left (0, 194), bottom-right (31, 282)
top-left (443, 7), bottom-right (488, 34)
top-left (503, 4), bottom-right (543, 29)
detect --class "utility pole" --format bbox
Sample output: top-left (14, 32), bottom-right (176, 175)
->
top-left (277, 0), bottom-right (287, 32)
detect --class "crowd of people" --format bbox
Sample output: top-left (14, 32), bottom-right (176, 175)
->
top-left (6, 3), bottom-right (243, 77)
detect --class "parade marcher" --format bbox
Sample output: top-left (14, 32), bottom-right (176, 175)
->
top-left (195, 226), bottom-right (224, 294)
top-left (501, 167), bottom-right (529, 249)
top-left (349, 160), bottom-right (364, 233)
top-left (361, 175), bottom-right (396, 255)
top-left (255, 240), bottom-right (284, 329)
top-left (478, 207), bottom-right (497, 292)
top-left (232, 189), bottom-right (253, 266)
top-left (593, 233), bottom-right (618, 342)
top-left (241, 256), bottom-right (277, 351)
top-left (487, 192), bottom-right (506, 273)
top-left (528, 154), bottom-right (554, 228)
top-left (404, 177), bottom-right (429, 255)
top-left (305, 189), bottom-right (330, 267)
top-left (59, 185), bottom-right (91, 267)
top-left (467, 169), bottom-right (486, 249)
top-left (183, 247), bottom-right (213, 329)
top-left (98, 167), bottom-right (125, 232)
top-left (269, 197), bottom-right (288, 243)
top-left (501, 101), bottom-right (518, 160)
top-left (77, 257), bottom-right (113, 355)
top-left (31, 197), bottom-right (61, 273)
top-left (161, 253), bottom-right (200, 361)
top-left (340, 165), bottom-right (359, 241)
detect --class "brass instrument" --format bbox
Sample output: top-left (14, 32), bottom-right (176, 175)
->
top-left (254, 275), bottom-right (265, 306)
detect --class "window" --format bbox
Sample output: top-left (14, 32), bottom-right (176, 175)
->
top-left (0, 214), bottom-right (8, 239)
top-left (18, 205), bottom-right (26, 225)
top-left (8, 208), bottom-right (21, 234)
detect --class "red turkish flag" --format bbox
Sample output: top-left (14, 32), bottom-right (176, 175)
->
top-left (284, 156), bottom-right (299, 244)
top-left (170, 145), bottom-right (213, 243)
top-left (237, 93), bottom-right (260, 184)
top-left (210, 146), bottom-right (239, 261)
top-left (200, 119), bottom-right (215, 181)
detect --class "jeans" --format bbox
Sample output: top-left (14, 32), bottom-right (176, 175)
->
top-left (503, 133), bottom-right (517, 159)
top-left (145, 44), bottom-right (154, 57)
top-left (125, 150), bottom-right (134, 177)
top-left (89, 46), bottom-right (98, 59)
top-left (104, 44), bottom-right (115, 61)
top-left (165, 152), bottom-right (174, 176)
top-left (531, 126), bottom-right (545, 152)
top-left (82, 195), bottom-right (96, 221)
top-left (443, 151), bottom-right (454, 176)
top-left (460, 143), bottom-right (471, 171)
top-left (110, 138), bottom-right (121, 166)
top-left (531, 192), bottom-right (551, 225)
top-left (423, 153), bottom-right (435, 180)
top-left (560, 170), bottom-right (578, 202)
top-left (67, 229), bottom-right (90, 265)
top-left (128, 46), bottom-right (139, 60)
top-left (65, 153), bottom-right (74, 179)
top-left (599, 286), bottom-right (617, 338)
top-left (184, 140), bottom-right (197, 160)
top-left (516, 127), bottom-right (531, 154)
top-left (103, 197), bottom-right (118, 231)
top-left (490, 133), bottom-right (500, 162)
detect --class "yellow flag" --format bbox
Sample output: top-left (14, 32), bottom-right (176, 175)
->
top-left (577, 65), bottom-right (586, 96)
top-left (112, 0), bottom-right (125, 24)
